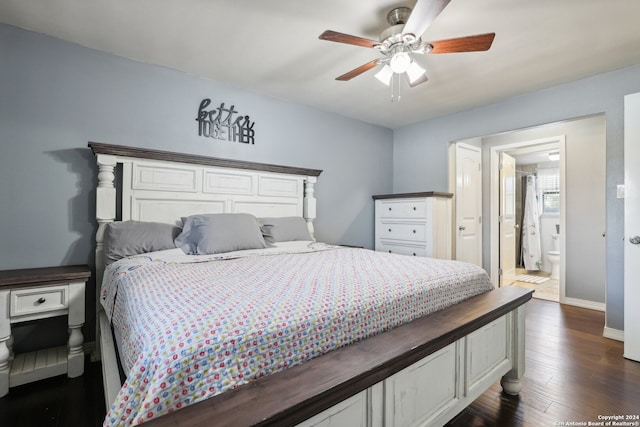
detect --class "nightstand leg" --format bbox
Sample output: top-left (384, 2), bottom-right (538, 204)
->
top-left (6, 334), bottom-right (13, 358)
top-left (67, 281), bottom-right (85, 378)
top-left (67, 326), bottom-right (84, 378)
top-left (0, 289), bottom-right (9, 397)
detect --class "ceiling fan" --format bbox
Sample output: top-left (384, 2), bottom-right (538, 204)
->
top-left (319, 0), bottom-right (495, 89)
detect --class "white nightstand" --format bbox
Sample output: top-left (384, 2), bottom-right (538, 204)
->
top-left (0, 265), bottom-right (91, 397)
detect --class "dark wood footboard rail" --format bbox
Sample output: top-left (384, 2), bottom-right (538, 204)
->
top-left (147, 286), bottom-right (532, 427)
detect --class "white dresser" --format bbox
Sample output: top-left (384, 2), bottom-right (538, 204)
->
top-left (373, 192), bottom-right (453, 259)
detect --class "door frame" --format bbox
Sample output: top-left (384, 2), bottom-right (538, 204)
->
top-left (489, 136), bottom-right (566, 302)
top-left (624, 92), bottom-right (640, 360)
top-left (499, 152), bottom-right (517, 286)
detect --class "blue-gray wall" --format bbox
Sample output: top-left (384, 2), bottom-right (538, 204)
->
top-left (0, 24), bottom-right (393, 343)
top-left (393, 64), bottom-right (640, 331)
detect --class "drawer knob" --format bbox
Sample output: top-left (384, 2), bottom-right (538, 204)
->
top-left (388, 228), bottom-right (392, 232)
top-left (388, 250), bottom-right (392, 253)
top-left (36, 297), bottom-right (46, 304)
top-left (413, 229), bottom-right (416, 233)
top-left (413, 253), bottom-right (416, 256)
top-left (388, 207), bottom-right (392, 211)
top-left (413, 207), bottom-right (416, 210)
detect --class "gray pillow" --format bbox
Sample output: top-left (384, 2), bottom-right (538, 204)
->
top-left (175, 213), bottom-right (268, 255)
top-left (259, 216), bottom-right (312, 244)
top-left (104, 221), bottom-right (181, 265)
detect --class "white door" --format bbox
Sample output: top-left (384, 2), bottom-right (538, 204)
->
top-left (499, 153), bottom-right (517, 286)
top-left (624, 93), bottom-right (640, 362)
top-left (455, 144), bottom-right (482, 266)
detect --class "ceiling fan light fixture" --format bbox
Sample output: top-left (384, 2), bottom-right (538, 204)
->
top-left (406, 61), bottom-right (426, 84)
top-left (389, 51), bottom-right (411, 73)
top-left (375, 64), bottom-right (393, 86)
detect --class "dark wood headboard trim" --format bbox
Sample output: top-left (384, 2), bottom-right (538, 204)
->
top-left (147, 286), bottom-right (532, 427)
top-left (88, 142), bottom-right (323, 177)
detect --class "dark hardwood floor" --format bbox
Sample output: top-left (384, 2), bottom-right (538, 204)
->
top-left (1, 299), bottom-right (638, 426)
top-left (0, 356), bottom-right (105, 426)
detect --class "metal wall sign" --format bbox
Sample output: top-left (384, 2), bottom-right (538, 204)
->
top-left (196, 98), bottom-right (255, 144)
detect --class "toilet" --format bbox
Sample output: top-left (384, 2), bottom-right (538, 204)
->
top-left (548, 234), bottom-right (560, 280)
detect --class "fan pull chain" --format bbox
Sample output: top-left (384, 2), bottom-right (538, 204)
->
top-left (389, 73), bottom-right (394, 102)
top-left (390, 73), bottom-right (402, 102)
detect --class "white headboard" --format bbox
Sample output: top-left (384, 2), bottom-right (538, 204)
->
top-left (89, 142), bottom-right (322, 285)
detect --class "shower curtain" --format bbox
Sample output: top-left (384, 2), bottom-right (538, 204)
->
top-left (521, 175), bottom-right (542, 270)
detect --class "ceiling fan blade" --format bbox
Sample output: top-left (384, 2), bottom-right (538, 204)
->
top-left (319, 30), bottom-right (380, 49)
top-left (336, 60), bottom-right (379, 81)
top-left (402, 0), bottom-right (451, 39)
top-left (429, 33), bottom-right (496, 54)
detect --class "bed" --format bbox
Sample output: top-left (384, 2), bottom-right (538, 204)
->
top-left (89, 142), bottom-right (532, 427)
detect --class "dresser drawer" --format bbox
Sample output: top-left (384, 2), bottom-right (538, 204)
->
top-left (377, 200), bottom-right (427, 219)
top-left (378, 222), bottom-right (427, 242)
top-left (377, 242), bottom-right (428, 257)
top-left (10, 285), bottom-right (68, 317)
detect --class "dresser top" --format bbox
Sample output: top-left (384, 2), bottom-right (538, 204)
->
top-left (372, 191), bottom-right (453, 200)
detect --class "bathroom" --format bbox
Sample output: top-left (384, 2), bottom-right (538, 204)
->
top-left (512, 149), bottom-right (560, 301)
top-left (478, 114), bottom-right (606, 309)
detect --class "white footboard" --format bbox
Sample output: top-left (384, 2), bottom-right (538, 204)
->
top-left (298, 306), bottom-right (524, 427)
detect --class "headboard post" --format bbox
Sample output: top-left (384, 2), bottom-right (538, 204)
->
top-left (304, 177), bottom-right (317, 238)
top-left (94, 153), bottom-right (117, 360)
top-left (95, 154), bottom-right (117, 283)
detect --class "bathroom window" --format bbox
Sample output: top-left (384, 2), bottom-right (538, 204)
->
top-left (538, 168), bottom-right (560, 215)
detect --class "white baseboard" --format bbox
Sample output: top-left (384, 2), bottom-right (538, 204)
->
top-left (562, 297), bottom-right (606, 312)
top-left (603, 327), bottom-right (624, 342)
top-left (561, 299), bottom-right (624, 342)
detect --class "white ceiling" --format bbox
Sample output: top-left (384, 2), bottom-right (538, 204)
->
top-left (2, 0), bottom-right (640, 129)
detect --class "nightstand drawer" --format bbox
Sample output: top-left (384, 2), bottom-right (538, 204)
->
top-left (10, 286), bottom-right (68, 317)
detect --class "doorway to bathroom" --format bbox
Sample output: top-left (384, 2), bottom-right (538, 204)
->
top-left (486, 115), bottom-right (608, 310)
top-left (490, 137), bottom-right (566, 303)
top-left (509, 146), bottom-right (562, 302)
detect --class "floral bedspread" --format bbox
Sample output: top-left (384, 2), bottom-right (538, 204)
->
top-left (101, 244), bottom-right (493, 425)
